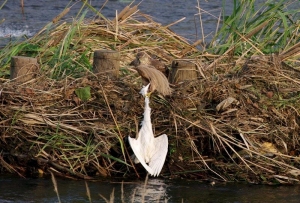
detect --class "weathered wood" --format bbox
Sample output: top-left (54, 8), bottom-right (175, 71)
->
top-left (168, 59), bottom-right (198, 83)
top-left (93, 50), bottom-right (120, 78)
top-left (10, 56), bottom-right (39, 83)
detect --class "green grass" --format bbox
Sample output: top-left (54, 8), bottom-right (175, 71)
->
top-left (1, 0), bottom-right (298, 79)
top-left (210, 0), bottom-right (300, 56)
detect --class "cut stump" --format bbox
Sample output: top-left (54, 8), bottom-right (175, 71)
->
top-left (10, 56), bottom-right (39, 83)
top-left (168, 59), bottom-right (198, 84)
top-left (93, 50), bottom-right (120, 78)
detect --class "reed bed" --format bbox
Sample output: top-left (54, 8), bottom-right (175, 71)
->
top-left (0, 1), bottom-right (300, 184)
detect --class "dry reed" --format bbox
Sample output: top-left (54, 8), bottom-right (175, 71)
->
top-left (0, 3), bottom-right (300, 184)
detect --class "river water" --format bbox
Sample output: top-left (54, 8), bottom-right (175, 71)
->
top-left (0, 0), bottom-right (230, 46)
top-left (1, 173), bottom-right (300, 203)
top-left (1, 0), bottom-right (300, 202)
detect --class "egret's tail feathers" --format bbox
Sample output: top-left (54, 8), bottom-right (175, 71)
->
top-left (128, 134), bottom-right (168, 176)
top-left (128, 136), bottom-right (154, 175)
top-left (148, 134), bottom-right (168, 176)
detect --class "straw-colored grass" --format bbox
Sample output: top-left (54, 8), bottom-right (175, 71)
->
top-left (0, 1), bottom-right (300, 184)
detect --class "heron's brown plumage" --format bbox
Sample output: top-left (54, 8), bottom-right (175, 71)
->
top-left (136, 65), bottom-right (172, 96)
top-left (130, 52), bottom-right (167, 75)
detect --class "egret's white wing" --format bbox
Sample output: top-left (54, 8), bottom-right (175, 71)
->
top-left (148, 134), bottom-right (168, 176)
top-left (128, 136), bottom-right (154, 175)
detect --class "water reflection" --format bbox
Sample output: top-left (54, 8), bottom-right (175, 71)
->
top-left (123, 177), bottom-right (168, 202)
top-left (1, 174), bottom-right (300, 203)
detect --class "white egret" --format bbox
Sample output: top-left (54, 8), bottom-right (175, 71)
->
top-left (128, 83), bottom-right (168, 176)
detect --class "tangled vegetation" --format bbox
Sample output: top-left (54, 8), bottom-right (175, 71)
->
top-left (0, 0), bottom-right (300, 184)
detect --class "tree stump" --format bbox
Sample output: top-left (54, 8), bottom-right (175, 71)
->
top-left (93, 50), bottom-right (120, 78)
top-left (168, 59), bottom-right (198, 84)
top-left (10, 56), bottom-right (39, 83)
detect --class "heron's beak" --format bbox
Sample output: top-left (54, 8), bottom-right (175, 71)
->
top-left (145, 91), bottom-right (152, 98)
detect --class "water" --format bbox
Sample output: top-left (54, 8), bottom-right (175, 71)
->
top-left (1, 174), bottom-right (300, 203)
top-left (0, 0), bottom-right (230, 46)
top-left (1, 0), bottom-right (299, 45)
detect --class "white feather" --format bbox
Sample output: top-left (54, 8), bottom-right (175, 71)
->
top-left (128, 84), bottom-right (168, 176)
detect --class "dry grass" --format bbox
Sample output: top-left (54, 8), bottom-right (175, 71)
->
top-left (0, 2), bottom-right (300, 184)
